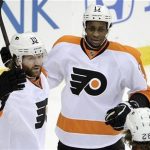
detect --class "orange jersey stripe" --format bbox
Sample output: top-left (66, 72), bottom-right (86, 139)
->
top-left (57, 113), bottom-right (121, 135)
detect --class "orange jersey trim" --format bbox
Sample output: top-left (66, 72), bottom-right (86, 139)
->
top-left (30, 78), bottom-right (42, 88)
top-left (108, 42), bottom-right (150, 100)
top-left (108, 41), bottom-right (141, 61)
top-left (53, 35), bottom-right (81, 47)
top-left (83, 39), bottom-right (109, 59)
top-left (57, 113), bottom-right (121, 135)
top-left (83, 41), bottom-right (148, 101)
top-left (41, 67), bottom-right (48, 77)
top-left (0, 111), bottom-right (3, 117)
top-left (108, 42), bottom-right (146, 79)
top-left (28, 67), bottom-right (47, 89)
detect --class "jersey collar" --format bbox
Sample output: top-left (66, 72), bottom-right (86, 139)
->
top-left (80, 38), bottom-right (109, 60)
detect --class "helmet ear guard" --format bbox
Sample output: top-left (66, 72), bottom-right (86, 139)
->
top-left (125, 108), bottom-right (150, 142)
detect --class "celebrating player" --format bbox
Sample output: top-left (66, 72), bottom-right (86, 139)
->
top-left (43, 4), bottom-right (150, 150)
top-left (0, 32), bottom-right (49, 150)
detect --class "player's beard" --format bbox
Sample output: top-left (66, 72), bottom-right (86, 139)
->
top-left (23, 65), bottom-right (42, 80)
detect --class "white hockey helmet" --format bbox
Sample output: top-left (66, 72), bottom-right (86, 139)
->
top-left (9, 32), bottom-right (47, 65)
top-left (125, 108), bottom-right (150, 142)
top-left (83, 4), bottom-right (112, 31)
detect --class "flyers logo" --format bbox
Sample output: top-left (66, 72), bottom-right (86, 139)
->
top-left (70, 67), bottom-right (107, 96)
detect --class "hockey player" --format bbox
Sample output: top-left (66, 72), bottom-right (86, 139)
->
top-left (43, 4), bottom-right (150, 150)
top-left (124, 108), bottom-right (150, 150)
top-left (0, 67), bottom-right (26, 116)
top-left (0, 32), bottom-right (49, 150)
top-left (0, 48), bottom-right (26, 116)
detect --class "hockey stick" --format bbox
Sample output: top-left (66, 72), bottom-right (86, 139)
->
top-left (0, 0), bottom-right (10, 47)
top-left (0, 0), bottom-right (17, 69)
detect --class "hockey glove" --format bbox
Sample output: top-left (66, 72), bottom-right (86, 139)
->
top-left (105, 102), bottom-right (132, 131)
top-left (0, 47), bottom-right (19, 69)
top-left (0, 47), bottom-right (12, 67)
top-left (0, 95), bottom-right (9, 111)
top-left (105, 93), bottom-right (150, 131)
top-left (129, 93), bottom-right (150, 108)
top-left (0, 68), bottom-right (26, 98)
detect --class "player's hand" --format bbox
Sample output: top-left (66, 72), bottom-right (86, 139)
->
top-left (0, 47), bottom-right (12, 67)
top-left (0, 95), bottom-right (9, 111)
top-left (0, 68), bottom-right (26, 98)
top-left (105, 102), bottom-right (132, 131)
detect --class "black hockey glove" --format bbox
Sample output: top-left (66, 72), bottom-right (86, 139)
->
top-left (0, 47), bottom-right (12, 67)
top-left (0, 68), bottom-right (26, 98)
top-left (105, 102), bottom-right (132, 131)
top-left (105, 93), bottom-right (150, 131)
top-left (0, 95), bottom-right (9, 111)
top-left (129, 93), bottom-right (150, 108)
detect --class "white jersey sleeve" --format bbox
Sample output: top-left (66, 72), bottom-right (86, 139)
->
top-left (118, 51), bottom-right (147, 94)
top-left (44, 44), bottom-right (65, 89)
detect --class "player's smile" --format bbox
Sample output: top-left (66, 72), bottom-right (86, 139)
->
top-left (90, 39), bottom-right (101, 47)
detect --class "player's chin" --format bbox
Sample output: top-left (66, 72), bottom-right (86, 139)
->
top-left (32, 70), bottom-right (41, 78)
top-left (88, 40), bottom-right (100, 49)
top-left (90, 43), bottom-right (101, 49)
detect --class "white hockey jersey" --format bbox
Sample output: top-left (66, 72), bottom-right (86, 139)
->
top-left (0, 73), bottom-right (49, 150)
top-left (43, 35), bottom-right (149, 149)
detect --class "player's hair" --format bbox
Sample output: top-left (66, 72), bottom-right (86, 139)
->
top-left (124, 130), bottom-right (150, 150)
